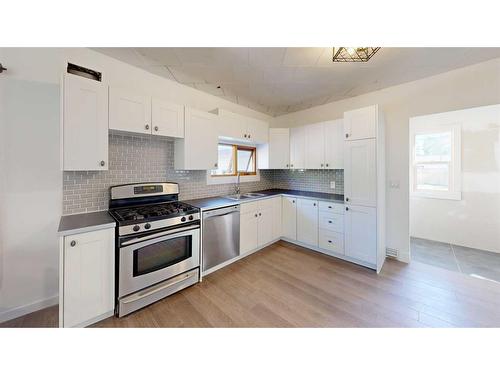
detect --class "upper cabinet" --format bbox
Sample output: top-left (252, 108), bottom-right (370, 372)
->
top-left (174, 107), bottom-right (218, 170)
top-left (258, 128), bottom-right (290, 169)
top-left (109, 87), bottom-right (184, 138)
top-left (344, 105), bottom-right (378, 140)
top-left (303, 119), bottom-right (344, 170)
top-left (214, 109), bottom-right (269, 144)
top-left (289, 126), bottom-right (306, 169)
top-left (109, 87), bottom-right (151, 135)
top-left (62, 73), bottom-right (108, 171)
top-left (305, 123), bottom-right (325, 169)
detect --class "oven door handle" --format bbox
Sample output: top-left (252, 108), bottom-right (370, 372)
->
top-left (121, 224), bottom-right (199, 247)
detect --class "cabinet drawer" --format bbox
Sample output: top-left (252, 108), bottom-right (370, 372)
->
top-left (319, 229), bottom-right (344, 255)
top-left (240, 201), bottom-right (260, 214)
top-left (319, 212), bottom-right (344, 232)
top-left (319, 201), bottom-right (344, 214)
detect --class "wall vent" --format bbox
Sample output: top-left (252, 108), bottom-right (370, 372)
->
top-left (67, 62), bottom-right (102, 82)
top-left (386, 248), bottom-right (399, 258)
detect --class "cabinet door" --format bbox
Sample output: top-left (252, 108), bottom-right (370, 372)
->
top-left (63, 74), bottom-right (108, 171)
top-left (344, 138), bottom-right (377, 207)
top-left (240, 210), bottom-right (259, 255)
top-left (289, 126), bottom-right (306, 169)
top-left (344, 105), bottom-right (377, 141)
top-left (218, 110), bottom-right (247, 140)
top-left (63, 228), bottom-right (114, 328)
top-left (297, 199), bottom-right (319, 247)
top-left (109, 87), bottom-right (151, 134)
top-left (258, 205), bottom-right (274, 247)
top-left (281, 197), bottom-right (297, 240)
top-left (268, 128), bottom-right (290, 169)
top-left (324, 119), bottom-right (344, 169)
top-left (175, 107), bottom-right (218, 170)
top-left (305, 122), bottom-right (325, 169)
top-left (151, 98), bottom-right (184, 138)
top-left (344, 205), bottom-right (377, 266)
top-left (271, 196), bottom-right (282, 240)
top-left (246, 117), bottom-right (269, 144)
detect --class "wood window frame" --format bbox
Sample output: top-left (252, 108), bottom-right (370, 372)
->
top-left (212, 143), bottom-right (257, 177)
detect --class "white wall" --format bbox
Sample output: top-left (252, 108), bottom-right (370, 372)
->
top-left (271, 58), bottom-right (500, 262)
top-left (0, 47), bottom-right (272, 321)
top-left (410, 105), bottom-right (500, 253)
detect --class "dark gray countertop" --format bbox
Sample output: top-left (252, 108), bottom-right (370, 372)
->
top-left (58, 211), bottom-right (116, 236)
top-left (184, 189), bottom-right (344, 210)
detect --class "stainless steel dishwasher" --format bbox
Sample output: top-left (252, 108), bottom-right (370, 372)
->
top-left (202, 205), bottom-right (240, 272)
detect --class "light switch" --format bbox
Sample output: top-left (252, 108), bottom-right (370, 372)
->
top-left (330, 181), bottom-right (336, 189)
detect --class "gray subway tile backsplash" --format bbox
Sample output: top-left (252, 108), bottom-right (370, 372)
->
top-left (62, 133), bottom-right (344, 215)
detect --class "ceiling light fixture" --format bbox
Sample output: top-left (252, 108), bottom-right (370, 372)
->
top-left (332, 47), bottom-right (380, 62)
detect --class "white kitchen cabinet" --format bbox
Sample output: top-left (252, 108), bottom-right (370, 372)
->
top-left (344, 105), bottom-right (377, 141)
top-left (240, 198), bottom-right (279, 255)
top-left (344, 138), bottom-right (377, 207)
top-left (305, 123), bottom-right (325, 169)
top-left (258, 128), bottom-right (290, 169)
top-left (214, 109), bottom-right (268, 143)
top-left (257, 201), bottom-right (274, 246)
top-left (240, 210), bottom-right (259, 255)
top-left (59, 228), bottom-right (115, 328)
top-left (297, 199), bottom-right (319, 247)
top-left (62, 73), bottom-right (108, 171)
top-left (324, 119), bottom-right (344, 169)
top-left (289, 126), bottom-right (306, 169)
top-left (319, 229), bottom-right (344, 255)
top-left (246, 117), bottom-right (269, 144)
top-left (271, 196), bottom-right (282, 240)
top-left (174, 107), bottom-right (218, 170)
top-left (282, 196), bottom-right (297, 240)
top-left (344, 205), bottom-right (377, 265)
top-left (151, 98), bottom-right (184, 138)
top-left (109, 87), bottom-right (151, 134)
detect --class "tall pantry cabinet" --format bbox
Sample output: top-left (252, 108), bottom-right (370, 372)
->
top-left (343, 105), bottom-right (386, 273)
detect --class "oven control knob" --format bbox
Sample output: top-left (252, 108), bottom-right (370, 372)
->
top-left (133, 225), bottom-right (140, 232)
top-left (181, 217), bottom-right (187, 222)
top-left (144, 223), bottom-right (151, 229)
top-left (188, 215), bottom-right (193, 221)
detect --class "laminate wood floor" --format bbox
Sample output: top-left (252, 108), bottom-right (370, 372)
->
top-left (3, 240), bottom-right (500, 328)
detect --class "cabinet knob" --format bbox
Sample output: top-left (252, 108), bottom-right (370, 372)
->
top-left (254, 214), bottom-right (258, 217)
top-left (346, 197), bottom-right (349, 202)
top-left (320, 164), bottom-right (324, 167)
top-left (100, 160), bottom-right (105, 167)
top-left (154, 126), bottom-right (159, 132)
top-left (286, 164), bottom-right (289, 168)
top-left (328, 206), bottom-right (332, 209)
top-left (290, 164), bottom-right (294, 168)
top-left (346, 207), bottom-right (349, 211)
top-left (214, 163), bottom-right (218, 168)
top-left (328, 220), bottom-right (332, 223)
top-left (259, 213), bottom-right (262, 216)
top-left (345, 133), bottom-right (349, 138)
top-left (70, 240), bottom-right (76, 247)
top-left (248, 134), bottom-right (251, 138)
top-left (292, 200), bottom-right (295, 203)
top-left (313, 203), bottom-right (316, 206)
top-left (145, 124), bottom-right (150, 130)
top-left (326, 163), bottom-right (329, 167)
top-left (328, 240), bottom-right (332, 243)
top-left (244, 134), bottom-right (247, 138)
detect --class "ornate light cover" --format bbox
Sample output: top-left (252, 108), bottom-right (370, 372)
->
top-left (332, 47), bottom-right (380, 62)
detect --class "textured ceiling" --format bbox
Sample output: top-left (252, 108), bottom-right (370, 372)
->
top-left (94, 47), bottom-right (500, 117)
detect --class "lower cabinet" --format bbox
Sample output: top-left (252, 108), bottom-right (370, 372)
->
top-left (344, 205), bottom-right (377, 265)
top-left (59, 228), bottom-right (115, 328)
top-left (282, 196), bottom-right (297, 240)
top-left (297, 199), bottom-right (319, 247)
top-left (240, 198), bottom-right (280, 255)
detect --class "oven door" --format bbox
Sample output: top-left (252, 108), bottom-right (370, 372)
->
top-left (119, 225), bottom-right (200, 297)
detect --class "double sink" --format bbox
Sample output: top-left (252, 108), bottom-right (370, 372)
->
top-left (224, 192), bottom-right (268, 201)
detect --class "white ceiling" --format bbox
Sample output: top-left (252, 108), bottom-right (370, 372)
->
top-left (94, 47), bottom-right (500, 117)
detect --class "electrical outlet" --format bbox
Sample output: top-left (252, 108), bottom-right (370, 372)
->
top-left (330, 181), bottom-right (336, 189)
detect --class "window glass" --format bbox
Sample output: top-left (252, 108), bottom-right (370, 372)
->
top-left (415, 163), bottom-right (449, 191)
top-left (237, 148), bottom-right (255, 173)
top-left (211, 144), bottom-right (234, 175)
top-left (211, 144), bottom-right (256, 176)
top-left (414, 132), bottom-right (451, 162)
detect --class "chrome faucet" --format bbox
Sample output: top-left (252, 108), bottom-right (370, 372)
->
top-left (234, 172), bottom-right (241, 195)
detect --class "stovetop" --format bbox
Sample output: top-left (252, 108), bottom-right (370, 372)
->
top-left (109, 201), bottom-right (199, 224)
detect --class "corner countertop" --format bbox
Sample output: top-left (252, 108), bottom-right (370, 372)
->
top-left (184, 189), bottom-right (344, 210)
top-left (58, 211), bottom-right (116, 237)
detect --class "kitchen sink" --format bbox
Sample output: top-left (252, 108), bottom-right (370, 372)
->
top-left (225, 192), bottom-right (268, 200)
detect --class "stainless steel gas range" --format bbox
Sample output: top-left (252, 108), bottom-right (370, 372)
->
top-left (108, 182), bottom-right (200, 317)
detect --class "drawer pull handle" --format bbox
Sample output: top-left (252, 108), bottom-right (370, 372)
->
top-left (328, 206), bottom-right (332, 209)
top-left (328, 240), bottom-right (332, 243)
top-left (328, 220), bottom-right (332, 224)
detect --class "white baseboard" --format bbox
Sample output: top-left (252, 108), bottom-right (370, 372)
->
top-left (0, 295), bottom-right (58, 324)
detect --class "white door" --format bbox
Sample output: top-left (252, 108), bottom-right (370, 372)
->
top-left (175, 107), bottom-right (218, 170)
top-left (271, 196), bottom-right (282, 240)
top-left (289, 126), bottom-right (306, 169)
top-left (62, 74), bottom-right (108, 171)
top-left (240, 210), bottom-right (259, 254)
top-left (297, 199), bottom-right (319, 246)
top-left (258, 205), bottom-right (274, 246)
top-left (305, 122), bottom-right (325, 169)
top-left (63, 228), bottom-right (114, 327)
top-left (109, 87), bottom-right (151, 134)
top-left (281, 197), bottom-right (297, 240)
top-left (344, 105), bottom-right (377, 141)
top-left (151, 98), bottom-right (184, 138)
top-left (344, 139), bottom-right (377, 207)
top-left (246, 117), bottom-right (269, 144)
top-left (268, 128), bottom-right (290, 169)
top-left (344, 205), bottom-right (377, 266)
top-left (324, 119), bottom-right (344, 169)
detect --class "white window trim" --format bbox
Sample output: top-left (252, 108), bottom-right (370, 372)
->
top-left (409, 122), bottom-right (462, 200)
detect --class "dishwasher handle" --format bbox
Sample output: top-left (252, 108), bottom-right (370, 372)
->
top-left (202, 205), bottom-right (240, 219)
